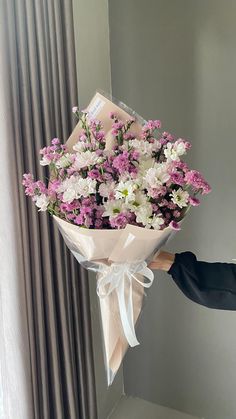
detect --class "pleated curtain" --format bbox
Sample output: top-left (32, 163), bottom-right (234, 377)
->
top-left (1, 1), bottom-right (97, 418)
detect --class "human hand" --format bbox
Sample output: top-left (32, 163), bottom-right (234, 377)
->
top-left (149, 251), bottom-right (175, 271)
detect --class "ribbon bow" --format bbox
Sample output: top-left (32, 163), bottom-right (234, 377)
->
top-left (70, 249), bottom-right (154, 347)
top-left (97, 261), bottom-right (154, 347)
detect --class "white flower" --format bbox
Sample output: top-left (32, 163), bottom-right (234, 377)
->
top-left (102, 200), bottom-right (126, 217)
top-left (170, 188), bottom-right (189, 208)
top-left (40, 156), bottom-right (51, 166)
top-left (73, 150), bottom-right (99, 169)
top-left (73, 141), bottom-right (87, 152)
top-left (139, 158), bottom-right (155, 173)
top-left (98, 182), bottom-right (115, 198)
top-left (135, 203), bottom-right (153, 227)
top-left (144, 163), bottom-right (170, 188)
top-left (35, 194), bottom-right (49, 211)
top-left (55, 153), bottom-right (72, 168)
top-left (175, 141), bottom-right (187, 156)
top-left (128, 191), bottom-right (148, 211)
top-left (115, 180), bottom-right (137, 203)
top-left (62, 189), bottom-right (77, 203)
top-left (76, 177), bottom-right (97, 198)
top-left (129, 139), bottom-right (161, 156)
top-left (58, 175), bottom-right (96, 203)
top-left (150, 215), bottom-right (165, 230)
top-left (129, 139), bottom-right (153, 156)
top-left (164, 141), bottom-right (187, 162)
top-left (164, 143), bottom-right (178, 161)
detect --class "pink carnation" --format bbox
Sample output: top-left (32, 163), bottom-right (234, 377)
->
top-left (113, 151), bottom-right (130, 174)
top-left (110, 212), bottom-right (129, 229)
top-left (169, 220), bottom-right (181, 230)
top-left (188, 196), bottom-right (200, 206)
top-left (185, 170), bottom-right (211, 194)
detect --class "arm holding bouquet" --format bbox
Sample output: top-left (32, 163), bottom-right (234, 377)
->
top-left (150, 251), bottom-right (236, 310)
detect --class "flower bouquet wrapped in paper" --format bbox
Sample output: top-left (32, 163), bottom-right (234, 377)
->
top-left (23, 91), bottom-right (211, 385)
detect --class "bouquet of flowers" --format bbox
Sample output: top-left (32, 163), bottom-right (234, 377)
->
top-left (23, 92), bottom-right (211, 384)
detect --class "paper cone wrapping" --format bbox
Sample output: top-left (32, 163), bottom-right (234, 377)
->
top-left (54, 216), bottom-right (174, 384)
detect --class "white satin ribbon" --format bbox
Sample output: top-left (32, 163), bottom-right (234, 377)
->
top-left (96, 262), bottom-right (154, 347)
top-left (70, 250), bottom-right (154, 347)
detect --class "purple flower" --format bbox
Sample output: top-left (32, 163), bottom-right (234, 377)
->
top-left (173, 161), bottom-right (189, 173)
top-left (48, 180), bottom-right (61, 193)
top-left (169, 220), bottom-right (181, 230)
top-left (88, 169), bottom-right (102, 180)
top-left (185, 170), bottom-right (211, 194)
top-left (109, 111), bottom-right (117, 119)
top-left (162, 132), bottom-right (174, 141)
top-left (113, 151), bottom-right (130, 174)
top-left (169, 172), bottom-right (185, 186)
top-left (130, 150), bottom-right (140, 160)
top-left (173, 210), bottom-right (181, 218)
top-left (110, 212), bottom-right (129, 229)
top-left (51, 138), bottom-right (60, 145)
top-left (147, 186), bottom-right (166, 199)
top-left (188, 196), bottom-right (200, 206)
top-left (74, 214), bottom-right (84, 225)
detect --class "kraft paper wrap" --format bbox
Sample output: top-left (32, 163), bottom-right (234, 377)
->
top-left (54, 92), bottom-right (174, 384)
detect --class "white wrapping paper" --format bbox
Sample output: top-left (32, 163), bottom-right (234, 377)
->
top-left (54, 216), bottom-right (174, 384)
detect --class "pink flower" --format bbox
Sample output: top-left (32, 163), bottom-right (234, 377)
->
top-left (130, 150), bottom-right (140, 160)
top-left (36, 180), bottom-right (47, 194)
top-left (169, 172), bottom-right (185, 186)
top-left (109, 111), bottom-right (117, 119)
top-left (94, 130), bottom-right (105, 141)
top-left (110, 212), bottom-right (129, 229)
top-left (175, 138), bottom-right (191, 150)
top-left (51, 138), bottom-right (60, 145)
top-left (72, 106), bottom-right (78, 114)
top-left (113, 151), bottom-right (130, 174)
top-left (143, 119), bottom-right (162, 132)
top-left (173, 210), bottom-right (181, 218)
top-left (48, 180), bottom-right (61, 193)
top-left (67, 213), bottom-right (76, 221)
top-left (95, 219), bottom-right (103, 228)
top-left (74, 214), bottom-right (84, 225)
top-left (169, 220), bottom-right (181, 230)
top-left (22, 173), bottom-right (34, 186)
top-left (188, 196), bottom-right (200, 206)
top-left (162, 132), bottom-right (174, 141)
top-left (88, 169), bottom-right (102, 180)
top-left (147, 186), bottom-right (167, 199)
top-left (173, 161), bottom-right (189, 173)
top-left (185, 170), bottom-right (211, 194)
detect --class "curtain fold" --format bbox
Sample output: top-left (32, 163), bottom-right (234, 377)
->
top-left (1, 1), bottom-right (97, 418)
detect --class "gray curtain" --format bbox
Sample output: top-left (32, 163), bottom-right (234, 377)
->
top-left (1, 1), bottom-right (97, 418)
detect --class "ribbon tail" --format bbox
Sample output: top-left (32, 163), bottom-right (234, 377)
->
top-left (116, 273), bottom-right (140, 347)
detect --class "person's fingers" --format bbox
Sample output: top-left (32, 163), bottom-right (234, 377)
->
top-left (149, 251), bottom-right (175, 271)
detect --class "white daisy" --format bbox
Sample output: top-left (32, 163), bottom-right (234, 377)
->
top-left (115, 180), bottom-right (137, 203)
top-left (170, 188), bottom-right (189, 208)
top-left (102, 200), bottom-right (126, 217)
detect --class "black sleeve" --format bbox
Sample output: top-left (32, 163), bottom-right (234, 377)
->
top-left (168, 252), bottom-right (236, 310)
